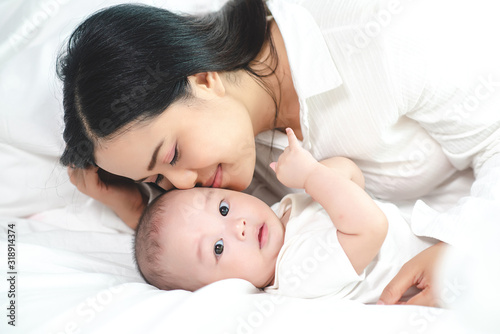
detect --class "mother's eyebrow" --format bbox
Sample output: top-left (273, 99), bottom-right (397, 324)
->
top-left (147, 141), bottom-right (164, 171)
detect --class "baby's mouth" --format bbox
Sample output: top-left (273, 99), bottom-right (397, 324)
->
top-left (258, 223), bottom-right (268, 249)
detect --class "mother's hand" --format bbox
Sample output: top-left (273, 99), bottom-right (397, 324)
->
top-left (68, 166), bottom-right (147, 230)
top-left (378, 242), bottom-right (447, 307)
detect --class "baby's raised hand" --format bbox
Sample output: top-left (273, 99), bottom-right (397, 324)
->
top-left (270, 128), bottom-right (319, 189)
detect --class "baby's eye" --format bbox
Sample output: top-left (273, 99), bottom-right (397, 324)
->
top-left (214, 239), bottom-right (224, 257)
top-left (219, 200), bottom-right (229, 216)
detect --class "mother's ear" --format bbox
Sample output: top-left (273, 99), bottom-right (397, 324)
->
top-left (188, 72), bottom-right (226, 98)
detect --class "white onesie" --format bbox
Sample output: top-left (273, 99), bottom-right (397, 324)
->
top-left (265, 193), bottom-right (438, 303)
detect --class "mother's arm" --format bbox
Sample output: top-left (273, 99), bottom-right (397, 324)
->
top-left (68, 166), bottom-right (150, 230)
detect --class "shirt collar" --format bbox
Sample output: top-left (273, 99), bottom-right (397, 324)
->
top-left (267, 0), bottom-right (343, 99)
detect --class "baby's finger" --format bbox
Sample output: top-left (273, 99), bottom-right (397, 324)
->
top-left (269, 162), bottom-right (277, 173)
top-left (285, 128), bottom-right (299, 147)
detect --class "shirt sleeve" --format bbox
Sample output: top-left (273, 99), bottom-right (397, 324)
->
top-left (389, 0), bottom-right (500, 232)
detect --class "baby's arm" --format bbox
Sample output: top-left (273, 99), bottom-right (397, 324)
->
top-left (271, 128), bottom-right (388, 274)
top-left (319, 156), bottom-right (365, 189)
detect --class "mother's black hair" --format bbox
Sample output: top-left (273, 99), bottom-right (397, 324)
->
top-left (57, 0), bottom-right (274, 168)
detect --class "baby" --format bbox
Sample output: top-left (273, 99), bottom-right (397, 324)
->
top-left (135, 129), bottom-right (438, 302)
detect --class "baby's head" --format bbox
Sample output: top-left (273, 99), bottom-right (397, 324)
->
top-left (135, 188), bottom-right (285, 291)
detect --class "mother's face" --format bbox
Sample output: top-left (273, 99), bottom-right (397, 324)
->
top-left (94, 90), bottom-right (256, 192)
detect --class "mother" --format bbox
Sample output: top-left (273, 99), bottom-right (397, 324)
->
top-left (58, 0), bottom-right (500, 306)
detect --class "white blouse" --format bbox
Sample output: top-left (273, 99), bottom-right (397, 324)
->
top-left (249, 0), bottom-right (500, 237)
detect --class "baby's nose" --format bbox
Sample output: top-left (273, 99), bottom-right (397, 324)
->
top-left (234, 219), bottom-right (246, 240)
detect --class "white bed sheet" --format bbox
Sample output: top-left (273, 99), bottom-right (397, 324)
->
top-left (1, 0), bottom-right (499, 333)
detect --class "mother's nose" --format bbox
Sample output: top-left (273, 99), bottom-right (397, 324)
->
top-left (165, 169), bottom-right (199, 190)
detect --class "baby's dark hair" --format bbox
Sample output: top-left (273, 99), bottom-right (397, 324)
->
top-left (134, 192), bottom-right (175, 290)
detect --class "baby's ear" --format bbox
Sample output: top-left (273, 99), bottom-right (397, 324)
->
top-left (188, 72), bottom-right (226, 98)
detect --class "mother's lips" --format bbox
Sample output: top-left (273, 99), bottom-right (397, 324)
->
top-left (203, 164), bottom-right (223, 188)
top-left (210, 164), bottom-right (223, 188)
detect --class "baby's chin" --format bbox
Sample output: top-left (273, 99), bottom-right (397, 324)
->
top-left (252, 273), bottom-right (275, 289)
